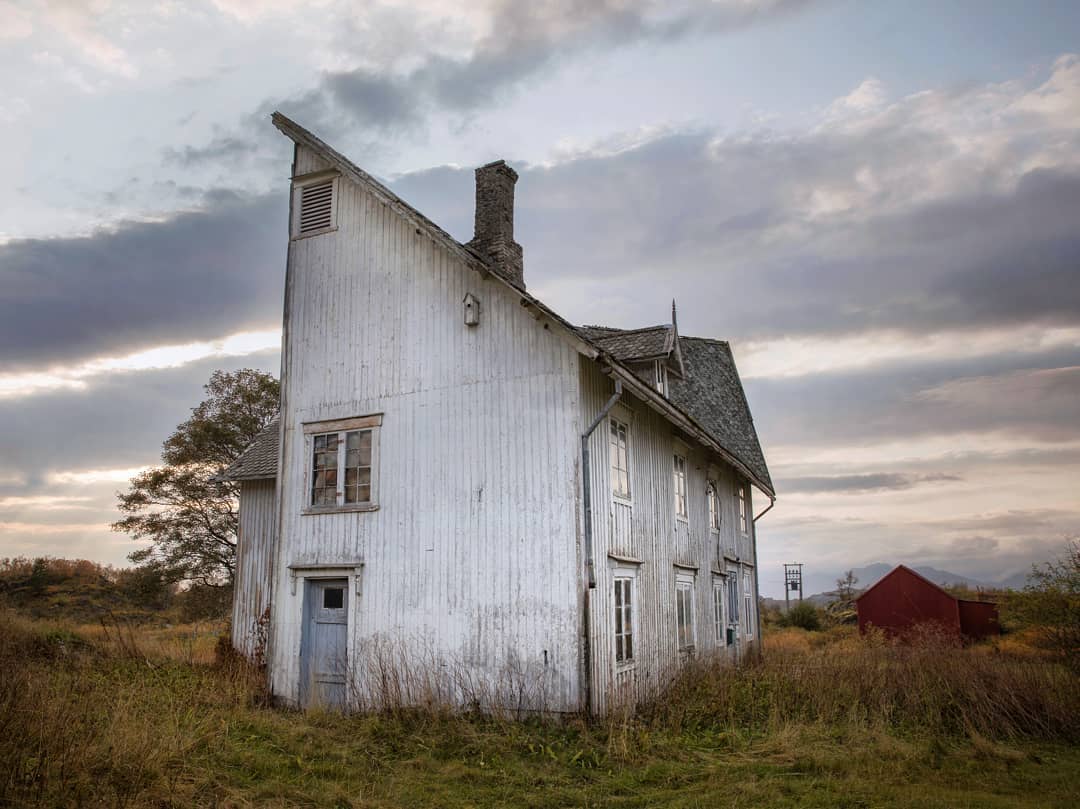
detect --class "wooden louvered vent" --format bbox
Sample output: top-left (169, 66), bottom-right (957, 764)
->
top-left (299, 179), bottom-right (334, 234)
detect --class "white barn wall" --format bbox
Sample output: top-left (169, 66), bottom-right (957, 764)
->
top-left (579, 360), bottom-right (756, 714)
top-left (232, 478), bottom-right (276, 659)
top-left (268, 145), bottom-right (584, 712)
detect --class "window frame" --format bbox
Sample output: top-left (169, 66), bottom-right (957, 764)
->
top-left (302, 414), bottom-right (382, 515)
top-left (675, 571), bottom-right (696, 652)
top-left (290, 171), bottom-right (340, 240)
top-left (653, 359), bottom-right (668, 396)
top-left (612, 565), bottom-right (638, 671)
top-left (743, 570), bottom-right (754, 638)
top-left (712, 578), bottom-right (726, 644)
top-left (736, 482), bottom-right (749, 535)
top-left (609, 415), bottom-right (632, 503)
top-left (706, 480), bottom-right (721, 533)
top-left (673, 451), bottom-right (689, 521)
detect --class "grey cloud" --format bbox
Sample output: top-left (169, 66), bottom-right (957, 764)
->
top-left (781, 472), bottom-right (962, 494)
top-left (0, 191), bottom-right (286, 371)
top-left (193, 0), bottom-right (819, 157)
top-left (746, 350), bottom-right (1080, 450)
top-left (0, 352), bottom-right (279, 493)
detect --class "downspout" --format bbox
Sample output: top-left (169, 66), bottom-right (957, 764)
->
top-left (751, 496), bottom-right (775, 660)
top-left (580, 377), bottom-right (622, 716)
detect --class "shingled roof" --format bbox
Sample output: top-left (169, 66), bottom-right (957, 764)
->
top-left (579, 325), bottom-right (672, 361)
top-left (668, 337), bottom-right (772, 492)
top-left (577, 325), bottom-right (772, 494)
top-left (220, 419), bottom-right (279, 481)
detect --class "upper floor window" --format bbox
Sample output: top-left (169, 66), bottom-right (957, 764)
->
top-left (614, 575), bottom-right (635, 667)
top-left (675, 573), bottom-right (696, 651)
top-left (304, 414), bottom-right (381, 512)
top-left (707, 482), bottom-right (721, 532)
top-left (653, 360), bottom-right (668, 396)
top-left (609, 418), bottom-right (631, 500)
top-left (673, 453), bottom-right (688, 519)
top-left (737, 483), bottom-right (748, 534)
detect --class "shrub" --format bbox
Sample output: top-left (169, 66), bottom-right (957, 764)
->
top-left (776, 602), bottom-right (822, 631)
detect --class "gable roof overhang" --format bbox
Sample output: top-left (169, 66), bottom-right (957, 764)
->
top-left (269, 112), bottom-right (774, 500)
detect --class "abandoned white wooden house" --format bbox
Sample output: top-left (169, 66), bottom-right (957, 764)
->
top-left (222, 113), bottom-right (775, 714)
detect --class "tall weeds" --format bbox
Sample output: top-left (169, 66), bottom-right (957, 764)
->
top-left (641, 626), bottom-right (1079, 742)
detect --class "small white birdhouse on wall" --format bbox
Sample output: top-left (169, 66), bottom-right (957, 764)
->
top-left (463, 293), bottom-right (480, 326)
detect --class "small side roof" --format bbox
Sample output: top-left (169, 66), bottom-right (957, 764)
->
top-left (220, 419), bottom-right (279, 481)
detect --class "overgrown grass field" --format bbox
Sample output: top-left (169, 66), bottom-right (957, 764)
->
top-left (2, 613), bottom-right (1078, 808)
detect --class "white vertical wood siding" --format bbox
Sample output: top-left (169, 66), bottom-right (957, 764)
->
top-left (269, 145), bottom-right (583, 712)
top-left (232, 479), bottom-right (276, 659)
top-left (579, 361), bottom-right (756, 714)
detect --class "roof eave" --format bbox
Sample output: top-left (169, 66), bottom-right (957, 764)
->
top-left (602, 360), bottom-right (775, 498)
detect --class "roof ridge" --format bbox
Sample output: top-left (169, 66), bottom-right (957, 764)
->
top-left (589, 324), bottom-right (671, 336)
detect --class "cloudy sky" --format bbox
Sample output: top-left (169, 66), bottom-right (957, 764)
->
top-left (2, 0), bottom-right (1079, 596)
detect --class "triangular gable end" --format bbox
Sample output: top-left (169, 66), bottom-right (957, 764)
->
top-left (855, 564), bottom-right (955, 603)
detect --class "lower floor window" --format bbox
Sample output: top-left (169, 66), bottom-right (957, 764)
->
top-left (614, 576), bottom-right (634, 665)
top-left (713, 581), bottom-right (726, 643)
top-left (675, 574), bottom-right (695, 650)
top-left (743, 571), bottom-right (754, 637)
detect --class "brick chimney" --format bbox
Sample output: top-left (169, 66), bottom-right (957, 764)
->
top-left (467, 160), bottom-right (524, 289)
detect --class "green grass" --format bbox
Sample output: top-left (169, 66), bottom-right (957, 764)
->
top-left (2, 612), bottom-right (1078, 808)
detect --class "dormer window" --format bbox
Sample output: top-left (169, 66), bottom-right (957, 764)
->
top-left (653, 360), bottom-right (668, 396)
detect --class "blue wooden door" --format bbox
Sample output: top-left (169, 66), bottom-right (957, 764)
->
top-left (300, 579), bottom-right (349, 708)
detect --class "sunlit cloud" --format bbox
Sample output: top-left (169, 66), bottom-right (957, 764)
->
top-left (0, 521), bottom-right (110, 535)
top-left (0, 328), bottom-right (281, 400)
top-left (0, 496), bottom-right (95, 510)
top-left (738, 324), bottom-right (1080, 379)
top-left (46, 468), bottom-right (149, 485)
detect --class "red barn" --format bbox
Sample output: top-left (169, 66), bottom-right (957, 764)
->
top-left (856, 565), bottom-right (1000, 640)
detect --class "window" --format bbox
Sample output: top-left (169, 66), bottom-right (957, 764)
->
top-left (673, 453), bottom-right (688, 519)
top-left (712, 580), bottom-right (726, 644)
top-left (676, 574), bottom-right (695, 650)
top-left (323, 587), bottom-right (344, 609)
top-left (614, 576), bottom-right (635, 666)
top-left (609, 417), bottom-right (630, 500)
top-left (707, 482), bottom-right (721, 532)
top-left (743, 571), bottom-right (754, 638)
top-left (304, 415), bottom-right (381, 512)
top-left (291, 174), bottom-right (338, 238)
top-left (653, 360), bottom-right (668, 396)
top-left (728, 572), bottom-right (740, 634)
top-left (737, 483), bottom-right (748, 534)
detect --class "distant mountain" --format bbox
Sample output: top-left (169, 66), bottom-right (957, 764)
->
top-left (774, 562), bottom-right (1031, 603)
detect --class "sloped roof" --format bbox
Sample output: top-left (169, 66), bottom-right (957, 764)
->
top-left (220, 419), bottom-right (279, 481)
top-left (668, 337), bottom-right (772, 492)
top-left (579, 325), bottom-right (672, 361)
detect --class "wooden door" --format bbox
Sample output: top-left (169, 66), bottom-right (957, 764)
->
top-left (300, 579), bottom-right (349, 709)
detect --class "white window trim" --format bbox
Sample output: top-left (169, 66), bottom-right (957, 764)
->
top-left (712, 577), bottom-right (726, 644)
top-left (290, 171), bottom-right (340, 240)
top-left (743, 570), bottom-right (755, 638)
top-left (609, 414), bottom-right (632, 505)
top-left (611, 563), bottom-right (638, 671)
top-left (673, 451), bottom-right (689, 522)
top-left (736, 481), bottom-right (749, 536)
top-left (653, 360), bottom-right (669, 397)
top-left (675, 570), bottom-right (696, 652)
top-left (706, 480), bottom-right (721, 533)
top-left (302, 414), bottom-right (382, 515)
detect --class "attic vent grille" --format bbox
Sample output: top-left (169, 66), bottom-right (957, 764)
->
top-left (299, 179), bottom-right (334, 234)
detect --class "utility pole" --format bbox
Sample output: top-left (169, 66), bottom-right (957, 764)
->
top-left (784, 563), bottom-right (803, 611)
